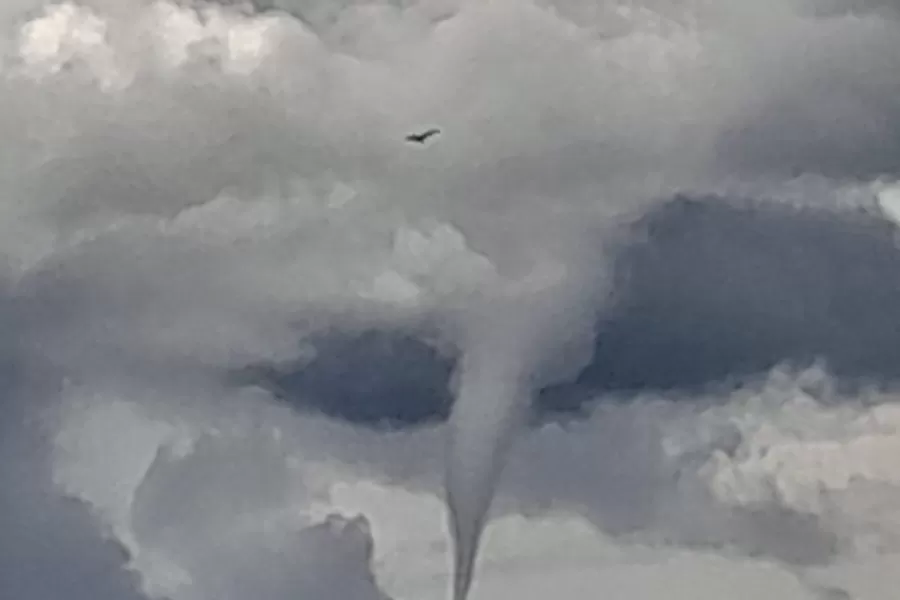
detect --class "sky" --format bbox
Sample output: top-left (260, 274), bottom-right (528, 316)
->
top-left (3, 1), bottom-right (900, 599)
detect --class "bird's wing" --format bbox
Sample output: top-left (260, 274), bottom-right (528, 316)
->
top-left (404, 128), bottom-right (440, 143)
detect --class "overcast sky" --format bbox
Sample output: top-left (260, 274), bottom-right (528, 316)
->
top-left (3, 1), bottom-right (900, 600)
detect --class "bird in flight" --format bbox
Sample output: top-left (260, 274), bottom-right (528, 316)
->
top-left (405, 128), bottom-right (441, 144)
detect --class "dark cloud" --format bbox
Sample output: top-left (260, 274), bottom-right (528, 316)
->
top-left (0, 386), bottom-right (147, 600)
top-left (240, 329), bottom-right (456, 427)
top-left (0, 492), bottom-right (147, 600)
top-left (711, 13), bottom-right (900, 180)
top-left (251, 196), bottom-right (900, 425)
top-left (579, 196), bottom-right (900, 392)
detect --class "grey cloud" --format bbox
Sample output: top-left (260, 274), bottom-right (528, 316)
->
top-left (711, 13), bottom-right (900, 180)
top-left (251, 196), bottom-right (900, 424)
top-left (3, 1), bottom-right (900, 598)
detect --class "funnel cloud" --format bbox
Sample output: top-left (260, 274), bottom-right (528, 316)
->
top-left (445, 263), bottom-right (605, 600)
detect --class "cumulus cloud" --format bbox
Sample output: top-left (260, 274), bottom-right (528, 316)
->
top-left (47, 383), bottom-right (397, 600)
top-left (3, 1), bottom-right (900, 599)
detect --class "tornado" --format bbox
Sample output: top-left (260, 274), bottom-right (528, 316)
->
top-left (445, 330), bottom-right (530, 600)
top-left (444, 262), bottom-right (604, 600)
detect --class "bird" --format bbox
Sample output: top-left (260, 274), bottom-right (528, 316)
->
top-left (405, 128), bottom-right (441, 144)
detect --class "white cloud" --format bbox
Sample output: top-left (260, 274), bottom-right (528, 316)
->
top-left (43, 365), bottom-right (900, 600)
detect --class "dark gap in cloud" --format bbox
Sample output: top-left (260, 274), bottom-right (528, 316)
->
top-left (568, 196), bottom-right (900, 396)
top-left (236, 328), bottom-right (457, 428)
top-left (243, 195), bottom-right (900, 428)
